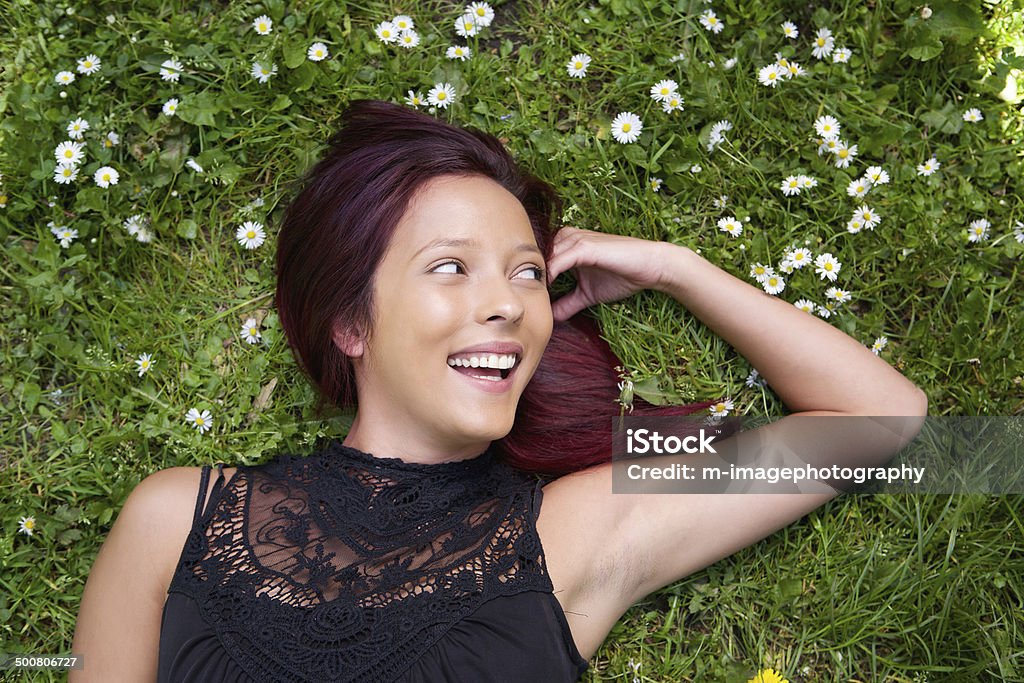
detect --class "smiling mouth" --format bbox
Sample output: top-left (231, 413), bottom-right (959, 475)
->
top-left (446, 353), bottom-right (520, 381)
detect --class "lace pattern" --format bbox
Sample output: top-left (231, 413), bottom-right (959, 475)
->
top-left (167, 442), bottom-right (553, 682)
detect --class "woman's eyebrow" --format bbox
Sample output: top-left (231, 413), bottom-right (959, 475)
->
top-left (411, 237), bottom-right (542, 259)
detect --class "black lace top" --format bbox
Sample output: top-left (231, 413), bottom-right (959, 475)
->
top-left (158, 440), bottom-right (590, 682)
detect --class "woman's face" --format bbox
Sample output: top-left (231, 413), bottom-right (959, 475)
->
top-left (344, 174), bottom-right (553, 459)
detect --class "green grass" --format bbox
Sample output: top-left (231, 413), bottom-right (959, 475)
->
top-left (1, 0), bottom-right (1023, 681)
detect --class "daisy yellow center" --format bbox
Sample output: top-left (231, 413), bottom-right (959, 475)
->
top-left (84, 61), bottom-right (93, 67)
top-left (621, 123), bottom-right (631, 132)
top-left (864, 212), bottom-right (872, 220)
top-left (574, 61), bottom-right (582, 68)
top-left (795, 254), bottom-right (804, 261)
top-left (475, 9), bottom-right (485, 16)
top-left (63, 168), bottom-right (72, 176)
top-left (714, 403), bottom-right (726, 411)
top-left (382, 30), bottom-right (391, 37)
top-left (262, 68), bottom-right (270, 75)
top-left (789, 181), bottom-right (798, 187)
top-left (755, 266), bottom-right (765, 274)
top-left (316, 49), bottom-right (323, 56)
top-left (102, 173), bottom-right (110, 181)
top-left (769, 278), bottom-right (778, 286)
top-left (142, 360), bottom-right (149, 367)
top-left (104, 140), bottom-right (112, 147)
top-left (768, 72), bottom-right (776, 79)
top-left (259, 22), bottom-right (267, 31)
top-left (247, 230), bottom-right (255, 238)
top-left (437, 92), bottom-right (447, 100)
top-left (25, 519), bottom-right (35, 529)
top-left (464, 22), bottom-right (473, 30)
top-left (250, 327), bottom-right (258, 334)
top-left (64, 150), bottom-right (73, 158)
top-left (825, 263), bottom-right (833, 270)
top-left (816, 38), bottom-right (825, 46)
top-left (660, 88), bottom-right (669, 95)
top-left (709, 17), bottom-right (717, 24)
top-left (838, 149), bottom-right (848, 158)
top-left (195, 417), bottom-right (205, 426)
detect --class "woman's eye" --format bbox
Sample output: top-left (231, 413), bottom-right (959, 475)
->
top-left (432, 261), bottom-right (463, 274)
top-left (517, 266), bottom-right (546, 281)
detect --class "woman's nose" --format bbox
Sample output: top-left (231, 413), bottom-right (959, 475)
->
top-left (479, 277), bottom-right (525, 324)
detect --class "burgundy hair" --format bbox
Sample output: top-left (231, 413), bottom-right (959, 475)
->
top-left (276, 99), bottom-right (717, 476)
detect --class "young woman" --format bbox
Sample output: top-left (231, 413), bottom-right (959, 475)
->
top-left (71, 100), bottom-right (927, 681)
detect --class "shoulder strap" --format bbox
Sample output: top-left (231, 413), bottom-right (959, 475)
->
top-left (193, 462), bottom-right (227, 526)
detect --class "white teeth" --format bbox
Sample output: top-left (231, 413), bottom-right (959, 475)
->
top-left (446, 353), bottom-right (518, 369)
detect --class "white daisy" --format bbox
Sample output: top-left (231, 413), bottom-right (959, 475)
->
top-left (236, 220), bottom-right (266, 249)
top-left (94, 166), bottom-right (119, 188)
top-left (186, 158), bottom-right (204, 173)
top-left (661, 94), bottom-right (684, 113)
top-left (814, 252), bottom-right (841, 281)
top-left (55, 71), bottom-right (76, 85)
top-left (398, 29), bottom-right (420, 48)
top-left (53, 163), bottom-right (79, 184)
top-left (724, 57), bottom-right (737, 69)
top-left (240, 317), bottom-right (262, 344)
top-left (123, 214), bottom-right (145, 235)
top-left (252, 14), bottom-right (272, 35)
top-left (749, 263), bottom-right (774, 283)
top-left (307, 42), bottom-right (329, 61)
top-left (784, 61), bottom-right (806, 78)
top-left (846, 216), bottom-right (865, 234)
top-left (610, 112), bottom-right (643, 144)
top-left (816, 303), bottom-right (836, 319)
top-left (818, 137), bottom-right (841, 156)
top-left (376, 21), bottom-right (398, 43)
top-left (798, 175), bottom-right (818, 190)
top-left (709, 399), bottom-right (734, 417)
top-left (66, 117), bottom-right (90, 140)
top-left (825, 286), bottom-right (852, 303)
top-left (135, 352), bottom-right (153, 376)
top-left (1013, 221), bottom-right (1024, 244)
top-left (855, 205), bottom-right (881, 229)
top-left (718, 216), bottom-right (743, 237)
top-left (455, 14), bottom-right (479, 37)
top-left (833, 141), bottom-right (857, 168)
top-left (811, 29), bottom-right (834, 59)
top-left (814, 115), bottom-right (841, 140)
top-left (917, 157), bottom-right (940, 176)
top-left (77, 54), bottom-right (101, 75)
top-left (871, 336), bottom-right (888, 355)
top-left (699, 9), bottom-right (724, 34)
top-left (785, 247), bottom-right (812, 269)
top-left (392, 15), bottom-right (415, 31)
top-left (832, 47), bottom-right (852, 63)
top-left (762, 273), bottom-right (786, 295)
top-left (649, 79), bottom-right (679, 102)
top-left (780, 175), bottom-right (802, 196)
top-left (712, 194), bottom-right (728, 209)
top-left (251, 62), bottom-right (278, 84)
top-left (135, 226), bottom-right (154, 243)
top-left (18, 516), bottom-right (36, 536)
top-left (448, 45), bottom-right (472, 61)
top-left (405, 90), bottom-right (424, 107)
top-left (466, 2), bottom-right (495, 27)
top-left (864, 166), bottom-right (889, 185)
top-left (566, 53), bottom-right (591, 78)
top-left (847, 178), bottom-right (871, 198)
top-left (690, 164), bottom-right (703, 174)
top-left (962, 108), bottom-right (983, 123)
top-left (162, 97), bottom-right (179, 115)
top-left (781, 21), bottom-right (799, 39)
top-left (427, 82), bottom-right (456, 109)
top-left (54, 226), bottom-right (78, 248)
top-left (185, 407), bottom-right (213, 434)
top-left (104, 131), bottom-right (120, 148)
top-left (758, 63), bottom-right (783, 87)
top-left (649, 177), bottom-right (663, 192)
top-left (159, 58), bottom-right (183, 82)
top-left (968, 218), bottom-right (990, 242)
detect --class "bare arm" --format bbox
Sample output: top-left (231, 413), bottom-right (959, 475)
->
top-left (540, 231), bottom-right (926, 644)
top-left (69, 467), bottom-right (206, 682)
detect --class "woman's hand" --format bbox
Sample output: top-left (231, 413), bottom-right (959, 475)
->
top-left (545, 226), bottom-right (675, 322)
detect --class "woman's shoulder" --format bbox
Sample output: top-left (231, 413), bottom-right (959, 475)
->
top-left (127, 465), bottom-right (240, 596)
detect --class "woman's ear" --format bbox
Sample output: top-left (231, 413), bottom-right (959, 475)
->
top-left (331, 318), bottom-right (365, 358)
